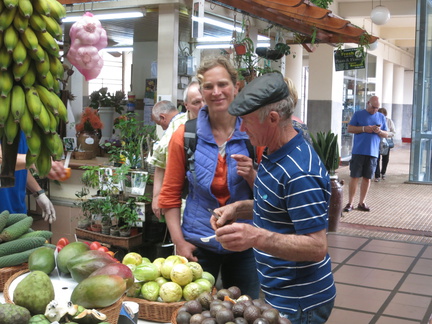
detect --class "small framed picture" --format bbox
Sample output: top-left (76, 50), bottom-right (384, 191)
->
top-left (63, 137), bottom-right (76, 151)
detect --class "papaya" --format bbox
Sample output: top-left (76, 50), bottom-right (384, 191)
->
top-left (89, 263), bottom-right (134, 289)
top-left (67, 250), bottom-right (117, 283)
top-left (71, 274), bottom-right (127, 308)
top-left (56, 242), bottom-right (90, 274)
top-left (28, 246), bottom-right (55, 274)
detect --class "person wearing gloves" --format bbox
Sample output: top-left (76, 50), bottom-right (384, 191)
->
top-left (0, 131), bottom-right (65, 223)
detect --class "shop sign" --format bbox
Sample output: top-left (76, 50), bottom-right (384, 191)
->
top-left (334, 48), bottom-right (365, 71)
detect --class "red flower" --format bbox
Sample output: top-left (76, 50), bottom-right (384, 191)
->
top-left (76, 107), bottom-right (104, 133)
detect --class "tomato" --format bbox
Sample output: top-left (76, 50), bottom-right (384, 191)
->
top-left (57, 237), bottom-right (69, 247)
top-left (89, 241), bottom-right (101, 250)
top-left (83, 241), bottom-right (91, 247)
top-left (97, 246), bottom-right (109, 252)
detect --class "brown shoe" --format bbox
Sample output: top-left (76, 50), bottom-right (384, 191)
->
top-left (357, 203), bottom-right (370, 212)
top-left (343, 204), bottom-right (353, 212)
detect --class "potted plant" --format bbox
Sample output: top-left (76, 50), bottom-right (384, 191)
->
top-left (75, 107), bottom-right (104, 158)
top-left (89, 87), bottom-right (126, 114)
top-left (310, 131), bottom-right (343, 232)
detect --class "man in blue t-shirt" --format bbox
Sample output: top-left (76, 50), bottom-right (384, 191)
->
top-left (343, 96), bottom-right (389, 212)
top-left (209, 73), bottom-right (336, 324)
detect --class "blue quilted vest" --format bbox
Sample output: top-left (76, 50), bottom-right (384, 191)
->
top-left (182, 107), bottom-right (254, 254)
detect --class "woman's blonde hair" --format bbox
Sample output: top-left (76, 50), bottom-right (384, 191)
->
top-left (196, 56), bottom-right (238, 86)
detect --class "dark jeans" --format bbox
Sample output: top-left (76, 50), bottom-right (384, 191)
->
top-left (375, 150), bottom-right (391, 178)
top-left (281, 300), bottom-right (335, 324)
top-left (193, 246), bottom-right (260, 299)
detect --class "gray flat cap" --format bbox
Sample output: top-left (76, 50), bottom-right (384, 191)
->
top-left (229, 72), bottom-right (289, 116)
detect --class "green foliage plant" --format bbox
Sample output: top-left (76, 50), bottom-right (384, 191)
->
top-left (89, 87), bottom-right (126, 114)
top-left (310, 131), bottom-right (340, 176)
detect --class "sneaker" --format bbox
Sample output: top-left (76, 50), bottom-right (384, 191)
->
top-left (357, 203), bottom-right (370, 212)
top-left (343, 204), bottom-right (353, 212)
top-left (374, 177), bottom-right (380, 182)
top-left (382, 175), bottom-right (386, 180)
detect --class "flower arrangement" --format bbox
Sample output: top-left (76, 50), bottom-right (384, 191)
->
top-left (75, 107), bottom-right (104, 133)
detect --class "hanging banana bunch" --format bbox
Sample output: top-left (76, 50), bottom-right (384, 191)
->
top-left (0, 0), bottom-right (67, 178)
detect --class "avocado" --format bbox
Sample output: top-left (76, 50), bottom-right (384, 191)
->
top-left (28, 246), bottom-right (55, 274)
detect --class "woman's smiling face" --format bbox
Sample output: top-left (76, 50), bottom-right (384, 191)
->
top-left (201, 65), bottom-right (238, 112)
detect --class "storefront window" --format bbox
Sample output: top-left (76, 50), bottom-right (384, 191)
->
top-left (410, 0), bottom-right (432, 182)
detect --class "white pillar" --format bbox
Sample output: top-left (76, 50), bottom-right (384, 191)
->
top-left (382, 61), bottom-right (393, 107)
top-left (392, 66), bottom-right (404, 141)
top-left (284, 45), bottom-right (304, 120)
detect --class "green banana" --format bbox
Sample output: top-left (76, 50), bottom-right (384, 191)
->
top-left (26, 148), bottom-right (38, 167)
top-left (0, 6), bottom-right (17, 32)
top-left (52, 76), bottom-right (60, 94)
top-left (4, 111), bottom-right (18, 144)
top-left (20, 27), bottom-right (38, 51)
top-left (0, 70), bottom-right (13, 97)
top-left (0, 46), bottom-right (12, 71)
top-left (25, 86), bottom-right (42, 119)
top-left (35, 30), bottom-right (59, 56)
top-left (42, 15), bottom-right (61, 40)
top-left (12, 55), bottom-right (30, 81)
top-left (3, 0), bottom-right (18, 9)
top-left (46, 0), bottom-right (65, 22)
top-left (29, 11), bottom-right (46, 32)
top-left (35, 84), bottom-right (58, 115)
top-left (3, 25), bottom-right (18, 53)
top-left (0, 93), bottom-right (11, 127)
top-left (35, 144), bottom-right (52, 178)
top-left (13, 11), bottom-right (28, 33)
top-left (20, 61), bottom-right (35, 89)
top-left (43, 132), bottom-right (58, 154)
top-left (48, 54), bottom-right (63, 80)
top-left (28, 43), bottom-right (45, 62)
top-left (17, 0), bottom-right (32, 18)
top-left (27, 125), bottom-right (41, 156)
top-left (12, 39), bottom-right (26, 65)
top-left (45, 105), bottom-right (57, 133)
top-left (10, 84), bottom-right (25, 122)
top-left (35, 103), bottom-right (50, 134)
top-left (53, 93), bottom-right (67, 123)
top-left (37, 70), bottom-right (54, 91)
top-left (35, 50), bottom-right (50, 77)
top-left (53, 132), bottom-right (63, 160)
top-left (19, 100), bottom-right (33, 137)
top-left (33, 0), bottom-right (50, 16)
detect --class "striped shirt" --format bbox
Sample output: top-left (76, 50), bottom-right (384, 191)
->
top-left (253, 130), bottom-right (336, 314)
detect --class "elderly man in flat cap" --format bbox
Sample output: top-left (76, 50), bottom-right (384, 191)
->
top-left (211, 73), bottom-right (336, 324)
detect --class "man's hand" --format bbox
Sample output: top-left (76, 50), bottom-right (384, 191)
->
top-left (35, 193), bottom-right (56, 223)
top-left (231, 154), bottom-right (256, 188)
top-left (215, 222), bottom-right (256, 252)
top-left (211, 204), bottom-right (238, 230)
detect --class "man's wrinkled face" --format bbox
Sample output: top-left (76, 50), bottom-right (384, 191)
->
top-left (366, 98), bottom-right (380, 115)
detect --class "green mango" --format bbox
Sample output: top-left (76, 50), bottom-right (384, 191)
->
top-left (56, 242), bottom-right (90, 274)
top-left (67, 250), bottom-right (117, 283)
top-left (71, 274), bottom-right (127, 308)
top-left (28, 246), bottom-right (55, 274)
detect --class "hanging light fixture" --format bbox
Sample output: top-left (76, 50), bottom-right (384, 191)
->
top-left (370, 0), bottom-right (390, 25)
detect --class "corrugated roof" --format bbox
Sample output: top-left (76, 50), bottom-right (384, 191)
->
top-left (209, 0), bottom-right (378, 45)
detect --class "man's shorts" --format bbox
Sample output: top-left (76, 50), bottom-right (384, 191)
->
top-left (349, 154), bottom-right (377, 179)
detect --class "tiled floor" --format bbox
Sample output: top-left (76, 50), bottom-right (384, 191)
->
top-left (328, 234), bottom-right (432, 323)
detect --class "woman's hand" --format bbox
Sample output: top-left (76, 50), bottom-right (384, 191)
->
top-left (175, 240), bottom-right (198, 262)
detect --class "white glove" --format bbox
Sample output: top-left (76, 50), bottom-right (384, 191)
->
top-left (35, 193), bottom-right (56, 223)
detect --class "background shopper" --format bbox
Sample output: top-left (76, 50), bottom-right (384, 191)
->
top-left (375, 107), bottom-right (396, 181)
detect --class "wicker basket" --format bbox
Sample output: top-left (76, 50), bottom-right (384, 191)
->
top-left (171, 308), bottom-right (179, 324)
top-left (4, 270), bottom-right (124, 324)
top-left (75, 228), bottom-right (142, 250)
top-left (125, 296), bottom-right (185, 322)
top-left (0, 263), bottom-right (28, 292)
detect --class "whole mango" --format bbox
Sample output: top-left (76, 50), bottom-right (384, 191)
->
top-left (28, 246), bottom-right (56, 274)
top-left (71, 274), bottom-right (127, 308)
top-left (67, 250), bottom-right (117, 283)
top-left (89, 262), bottom-right (134, 289)
top-left (57, 242), bottom-right (90, 274)
top-left (13, 271), bottom-right (55, 315)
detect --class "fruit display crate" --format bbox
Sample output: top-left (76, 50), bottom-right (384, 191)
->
top-left (75, 228), bottom-right (143, 250)
top-left (4, 269), bottom-right (125, 324)
top-left (0, 264), bottom-right (28, 292)
top-left (125, 296), bottom-right (185, 322)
